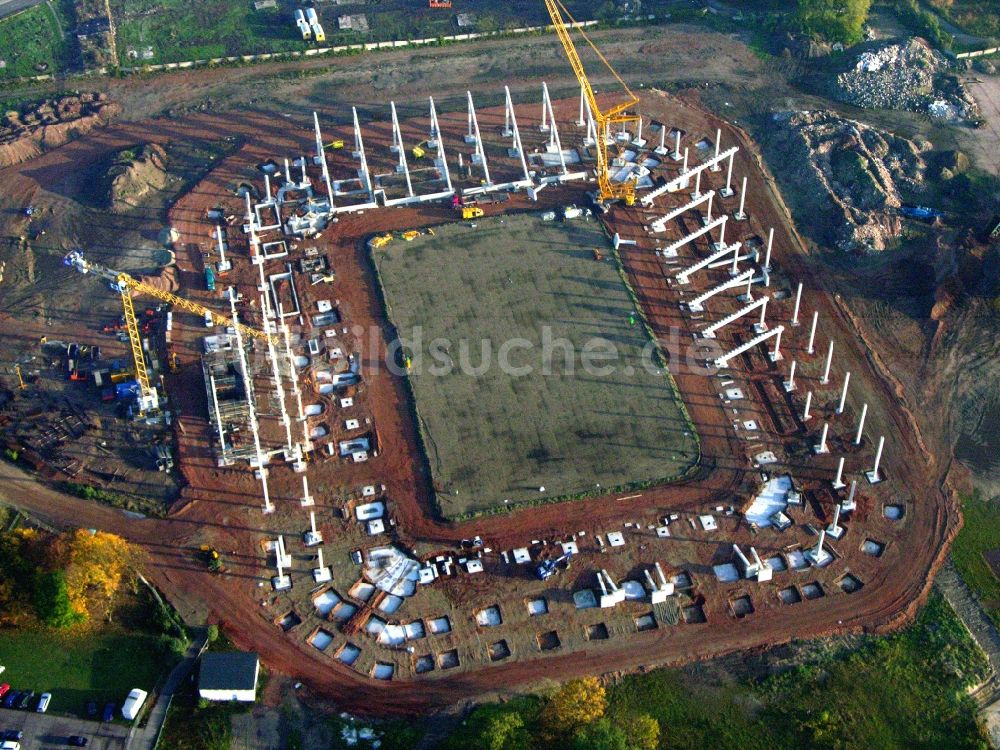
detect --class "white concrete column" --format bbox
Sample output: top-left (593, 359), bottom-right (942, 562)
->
top-left (692, 169), bottom-right (702, 200)
top-left (770, 326), bottom-right (783, 361)
top-left (836, 372), bottom-right (851, 414)
top-left (705, 192), bottom-right (714, 223)
top-left (734, 176), bottom-right (747, 220)
top-left (672, 129), bottom-right (681, 160)
top-left (577, 83), bottom-right (586, 126)
top-left (722, 152), bottom-right (735, 195)
top-left (681, 147), bottom-right (689, 174)
top-left (869, 435), bottom-right (885, 482)
top-left (803, 390), bottom-right (813, 421)
top-left (785, 359), bottom-right (797, 391)
top-left (807, 311), bottom-right (819, 355)
top-left (711, 128), bottom-right (722, 171)
top-left (854, 403), bottom-right (868, 445)
top-left (816, 422), bottom-right (829, 454)
top-left (820, 340), bottom-right (834, 384)
top-left (791, 282), bottom-right (802, 326)
top-left (833, 456), bottom-right (846, 489)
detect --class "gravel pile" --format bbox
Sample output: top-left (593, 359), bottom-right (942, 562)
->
top-left (834, 39), bottom-right (947, 112)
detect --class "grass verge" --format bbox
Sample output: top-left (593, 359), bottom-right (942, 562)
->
top-left (952, 491), bottom-right (1000, 626)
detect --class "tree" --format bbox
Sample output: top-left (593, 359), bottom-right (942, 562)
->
top-left (541, 677), bottom-right (608, 736)
top-left (55, 529), bottom-right (140, 620)
top-left (624, 714), bottom-right (660, 750)
top-left (481, 711), bottom-right (531, 750)
top-left (796, 0), bottom-right (872, 45)
top-left (572, 719), bottom-right (629, 750)
top-left (206, 624), bottom-right (220, 643)
top-left (33, 570), bottom-right (83, 628)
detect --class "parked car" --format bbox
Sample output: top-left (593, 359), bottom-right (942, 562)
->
top-left (67, 737), bottom-right (88, 747)
top-left (85, 701), bottom-right (97, 717)
top-left (0, 740), bottom-right (21, 750)
top-left (101, 702), bottom-right (115, 722)
top-left (14, 692), bottom-right (32, 710)
top-left (1, 692), bottom-right (19, 709)
top-left (0, 685), bottom-right (9, 700)
top-left (0, 731), bottom-right (23, 742)
top-left (36, 693), bottom-right (51, 713)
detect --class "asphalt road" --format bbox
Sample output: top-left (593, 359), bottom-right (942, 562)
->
top-left (0, 0), bottom-right (44, 22)
top-left (0, 707), bottom-right (128, 749)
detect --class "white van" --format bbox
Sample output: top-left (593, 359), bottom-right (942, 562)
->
top-left (121, 688), bottom-right (147, 721)
top-left (36, 692), bottom-right (51, 713)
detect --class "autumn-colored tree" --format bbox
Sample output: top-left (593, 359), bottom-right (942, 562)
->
top-left (624, 714), bottom-right (661, 750)
top-left (541, 677), bottom-right (608, 736)
top-left (54, 529), bottom-right (141, 620)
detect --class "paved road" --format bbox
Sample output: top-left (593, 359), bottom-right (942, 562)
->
top-left (0, 0), bottom-right (44, 22)
top-left (125, 630), bottom-right (208, 750)
top-left (0, 708), bottom-right (128, 748)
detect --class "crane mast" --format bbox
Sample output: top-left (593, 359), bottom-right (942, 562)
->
top-left (64, 251), bottom-right (277, 414)
top-left (542, 0), bottom-right (639, 205)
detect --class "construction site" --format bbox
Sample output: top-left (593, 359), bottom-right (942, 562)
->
top-left (0, 1), bottom-right (962, 715)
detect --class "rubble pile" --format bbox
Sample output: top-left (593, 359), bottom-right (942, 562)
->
top-left (833, 39), bottom-right (977, 120)
top-left (0, 93), bottom-right (119, 168)
top-left (770, 110), bottom-right (927, 253)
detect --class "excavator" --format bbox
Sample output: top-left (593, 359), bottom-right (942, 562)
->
top-left (542, 0), bottom-right (640, 207)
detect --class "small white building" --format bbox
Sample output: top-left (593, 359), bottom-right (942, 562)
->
top-left (198, 652), bottom-right (260, 703)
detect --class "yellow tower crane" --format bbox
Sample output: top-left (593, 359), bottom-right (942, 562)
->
top-left (64, 251), bottom-right (277, 414)
top-left (542, 0), bottom-right (640, 206)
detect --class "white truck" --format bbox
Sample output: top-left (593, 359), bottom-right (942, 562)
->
top-left (121, 688), bottom-right (148, 721)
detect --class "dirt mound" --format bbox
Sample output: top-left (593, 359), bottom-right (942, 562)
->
top-left (832, 39), bottom-right (978, 121)
top-left (767, 110), bottom-right (926, 252)
top-left (137, 264), bottom-right (179, 294)
top-left (0, 93), bottom-right (120, 169)
top-left (107, 144), bottom-right (169, 213)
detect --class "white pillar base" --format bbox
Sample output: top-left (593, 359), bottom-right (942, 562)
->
top-left (272, 575), bottom-right (291, 591)
top-left (690, 190), bottom-right (703, 201)
top-left (814, 442), bottom-right (829, 454)
top-left (865, 470), bottom-right (883, 484)
top-left (719, 187), bottom-right (735, 198)
top-left (654, 146), bottom-right (668, 156)
top-left (733, 211), bottom-right (747, 221)
top-left (832, 478), bottom-right (846, 490)
top-left (671, 150), bottom-right (682, 161)
top-left (825, 524), bottom-right (845, 540)
top-left (304, 531), bottom-right (323, 547)
top-left (312, 567), bottom-right (332, 583)
top-left (753, 322), bottom-right (769, 334)
top-left (783, 380), bottom-right (796, 392)
top-left (632, 137), bottom-right (647, 148)
top-left (262, 504), bottom-right (275, 514)
top-left (805, 548), bottom-right (832, 567)
top-left (769, 350), bottom-right (784, 363)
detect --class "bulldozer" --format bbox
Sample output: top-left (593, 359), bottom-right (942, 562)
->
top-left (369, 233), bottom-right (394, 249)
top-left (402, 228), bottom-right (435, 241)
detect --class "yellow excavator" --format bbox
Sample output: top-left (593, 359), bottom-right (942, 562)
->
top-left (542, 0), bottom-right (640, 206)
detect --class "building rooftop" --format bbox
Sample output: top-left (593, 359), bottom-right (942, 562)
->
top-left (199, 652), bottom-right (259, 692)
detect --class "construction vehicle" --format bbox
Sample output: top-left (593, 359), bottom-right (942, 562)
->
top-left (64, 251), bottom-right (277, 416)
top-left (14, 365), bottom-right (26, 390)
top-left (411, 140), bottom-right (429, 159)
top-left (543, 0), bottom-right (639, 207)
top-left (402, 228), bottom-right (435, 241)
top-left (462, 206), bottom-right (484, 220)
top-left (199, 544), bottom-right (223, 572)
top-left (325, 139), bottom-right (345, 151)
top-left (429, 0), bottom-right (451, 7)
top-left (204, 266), bottom-right (216, 292)
top-left (369, 233), bottom-right (393, 249)
top-left (536, 551), bottom-right (573, 580)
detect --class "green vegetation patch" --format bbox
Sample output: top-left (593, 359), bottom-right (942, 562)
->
top-left (952, 491), bottom-right (1000, 626)
top-left (0, 2), bottom-right (71, 79)
top-left (0, 627), bottom-right (177, 715)
top-left (443, 594), bottom-right (989, 749)
top-left (371, 213), bottom-right (698, 518)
